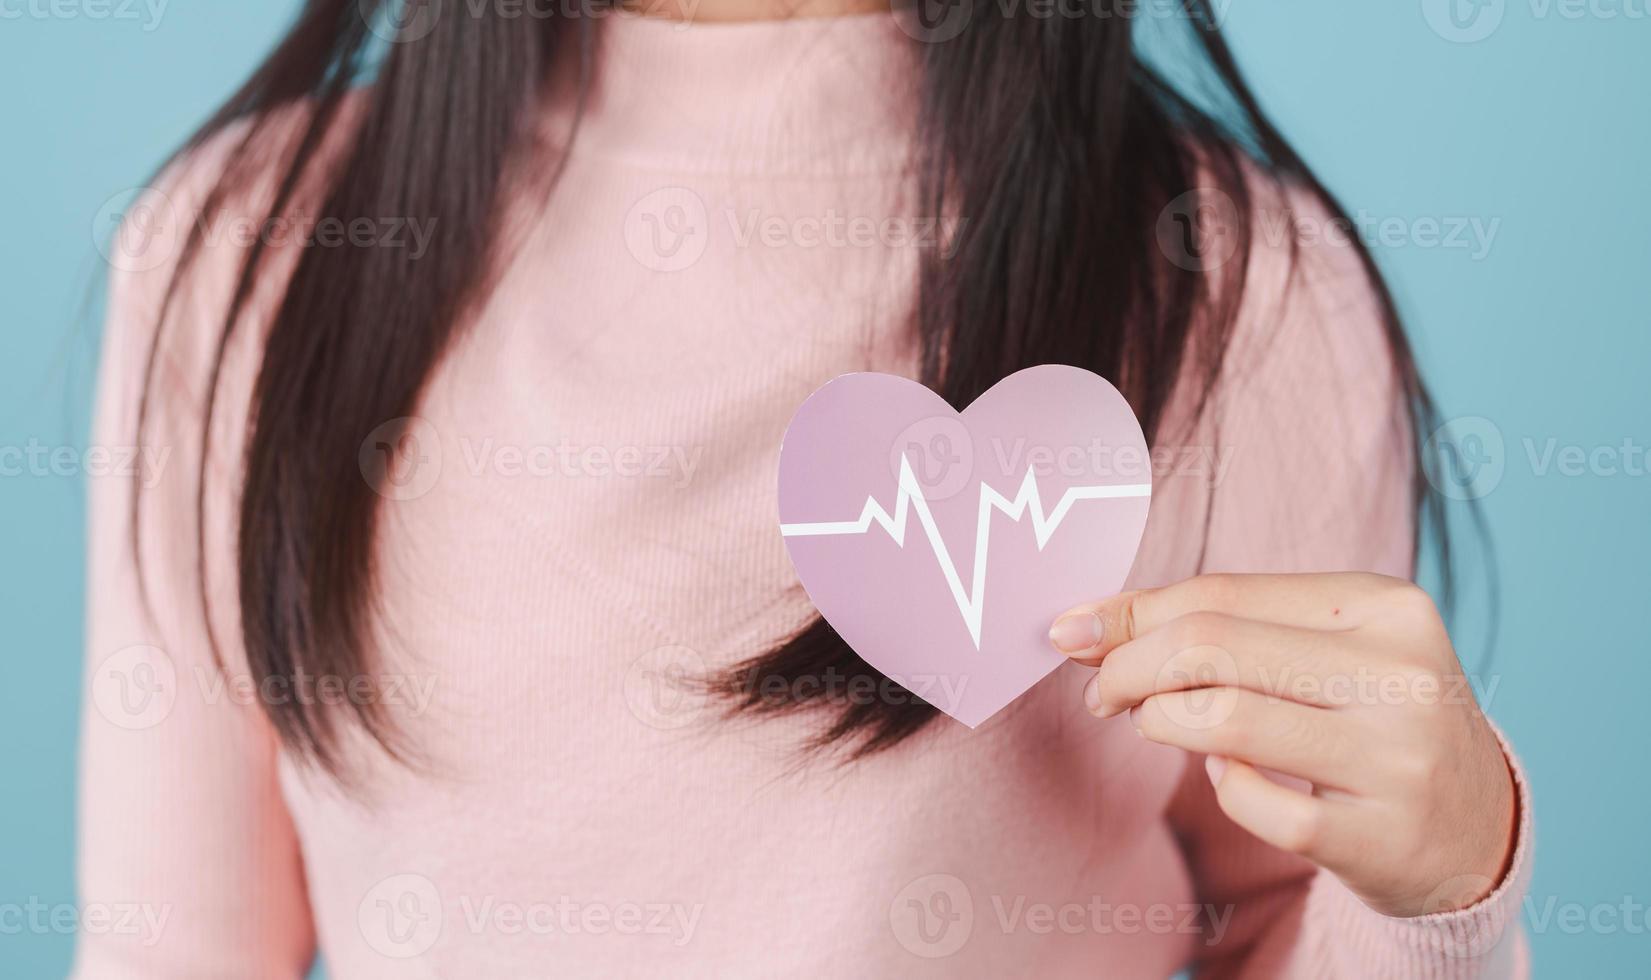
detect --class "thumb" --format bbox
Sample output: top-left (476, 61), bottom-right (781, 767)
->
top-left (1047, 589), bottom-right (1147, 666)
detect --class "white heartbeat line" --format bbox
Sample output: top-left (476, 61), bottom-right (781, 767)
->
top-left (780, 456), bottom-right (1151, 649)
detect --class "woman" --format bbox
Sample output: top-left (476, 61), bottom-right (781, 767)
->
top-left (76, 0), bottom-right (1529, 975)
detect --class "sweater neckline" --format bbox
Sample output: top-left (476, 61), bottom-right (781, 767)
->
top-left (544, 9), bottom-right (921, 176)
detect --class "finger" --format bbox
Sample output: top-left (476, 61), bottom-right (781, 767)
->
top-left (1131, 688), bottom-right (1360, 791)
top-left (1087, 612), bottom-right (1354, 717)
top-left (1204, 756), bottom-right (1356, 865)
top-left (1050, 572), bottom-right (1387, 665)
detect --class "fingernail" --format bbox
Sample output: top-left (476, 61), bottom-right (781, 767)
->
top-left (1083, 676), bottom-right (1103, 714)
top-left (1049, 612), bottom-right (1103, 653)
top-left (1128, 705), bottom-right (1143, 736)
top-left (1205, 755), bottom-right (1228, 785)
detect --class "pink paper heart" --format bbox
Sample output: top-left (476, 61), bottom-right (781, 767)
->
top-left (777, 365), bottom-right (1152, 727)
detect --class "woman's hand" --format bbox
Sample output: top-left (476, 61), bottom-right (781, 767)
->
top-left (1047, 572), bottom-right (1518, 918)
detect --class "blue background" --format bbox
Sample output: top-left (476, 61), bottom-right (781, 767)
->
top-left (1, 1), bottom-right (1646, 975)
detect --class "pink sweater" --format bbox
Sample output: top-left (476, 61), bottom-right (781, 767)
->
top-left (76, 13), bottom-right (1531, 978)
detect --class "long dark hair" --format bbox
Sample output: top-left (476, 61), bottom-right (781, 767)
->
top-left (132, 0), bottom-right (1448, 777)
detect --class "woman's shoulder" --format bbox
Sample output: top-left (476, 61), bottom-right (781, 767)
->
top-left (1139, 148), bottom-right (1417, 580)
top-left (1240, 166), bottom-right (1397, 382)
top-left (101, 94), bottom-right (364, 418)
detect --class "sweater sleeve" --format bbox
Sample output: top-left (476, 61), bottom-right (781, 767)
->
top-left (1162, 179), bottom-right (1533, 978)
top-left (71, 148), bottom-right (317, 978)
